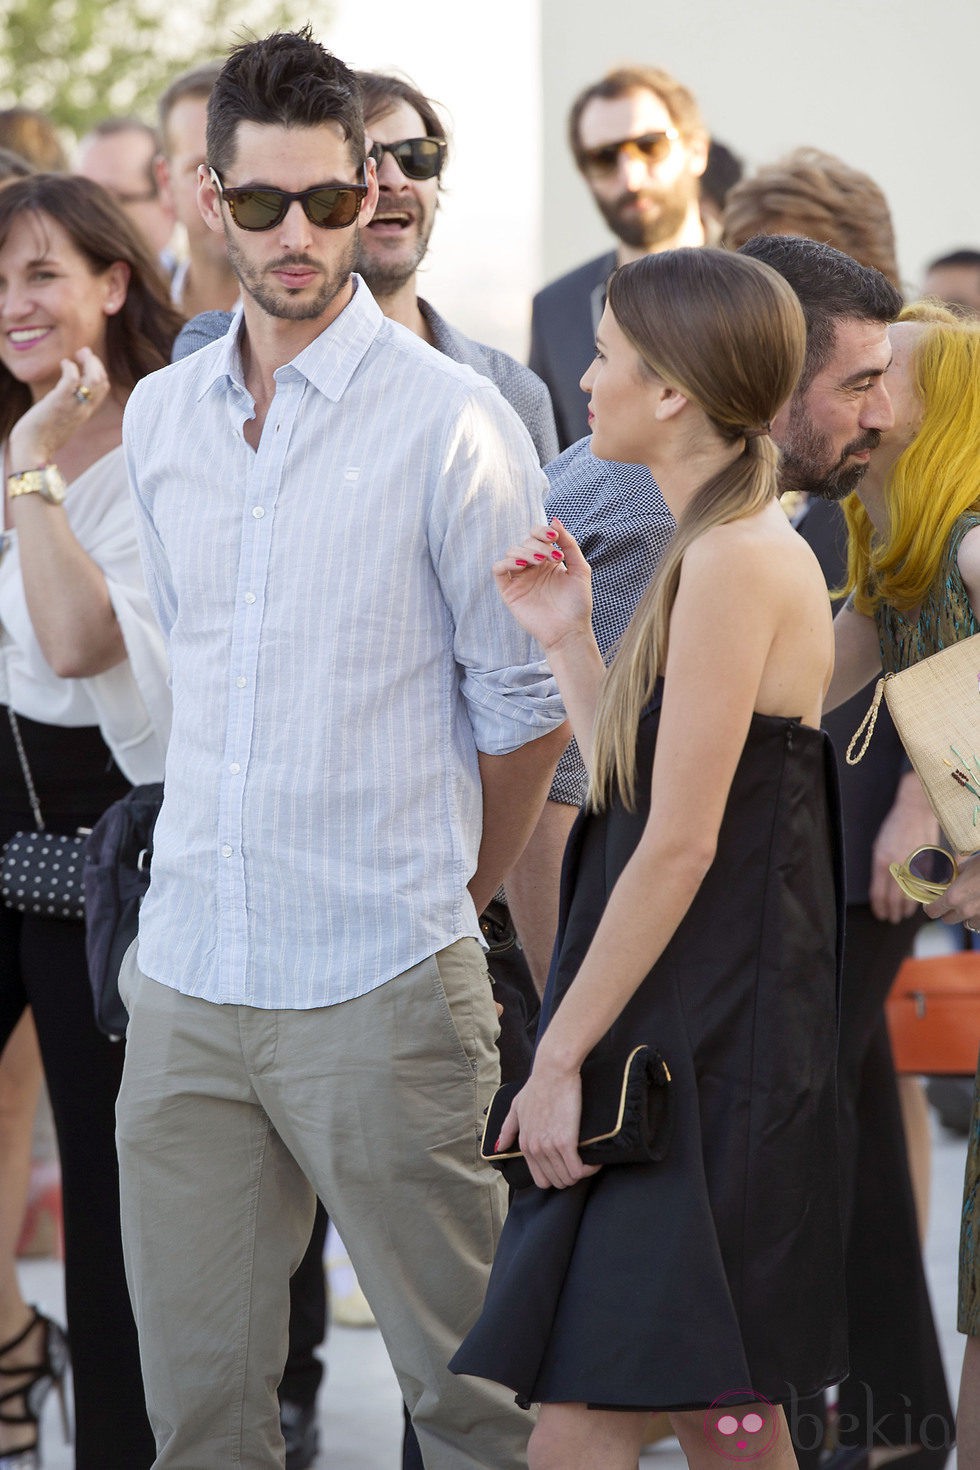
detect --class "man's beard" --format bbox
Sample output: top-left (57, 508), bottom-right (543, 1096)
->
top-left (778, 400), bottom-right (882, 502)
top-left (356, 193), bottom-right (433, 297)
top-left (596, 176), bottom-right (693, 251)
top-left (225, 230), bottom-right (357, 322)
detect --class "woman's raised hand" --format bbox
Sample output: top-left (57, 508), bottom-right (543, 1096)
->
top-left (493, 518), bottom-right (593, 653)
top-left (9, 348), bottom-right (110, 468)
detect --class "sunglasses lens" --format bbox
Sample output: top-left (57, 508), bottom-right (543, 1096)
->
top-left (583, 145), bottom-right (618, 175)
top-left (399, 139), bottom-right (445, 179)
top-left (909, 848), bottom-right (956, 887)
top-left (369, 139), bottom-right (444, 180)
top-left (633, 133), bottom-right (672, 164)
top-left (305, 187), bottom-right (362, 227)
top-left (582, 132), bottom-right (673, 175)
top-left (229, 189), bottom-right (288, 230)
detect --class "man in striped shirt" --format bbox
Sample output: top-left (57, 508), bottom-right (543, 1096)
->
top-left (116, 30), bottom-right (567, 1470)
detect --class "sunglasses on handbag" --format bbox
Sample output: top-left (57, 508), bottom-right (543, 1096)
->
top-left (889, 844), bottom-right (959, 904)
top-left (209, 167), bottom-right (368, 231)
top-left (367, 136), bottom-right (447, 181)
top-left (579, 128), bottom-right (680, 177)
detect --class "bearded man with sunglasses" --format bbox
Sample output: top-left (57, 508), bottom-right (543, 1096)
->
top-left (116, 28), bottom-right (567, 1470)
top-left (530, 65), bottom-right (709, 449)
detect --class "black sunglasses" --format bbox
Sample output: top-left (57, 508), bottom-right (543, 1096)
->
top-left (367, 137), bottom-right (447, 181)
top-left (209, 166), bottom-right (368, 231)
top-left (579, 128), bottom-right (680, 178)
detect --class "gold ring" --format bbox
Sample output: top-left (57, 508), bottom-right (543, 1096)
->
top-left (73, 385), bottom-right (93, 403)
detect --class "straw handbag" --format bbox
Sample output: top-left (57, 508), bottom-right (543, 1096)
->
top-left (847, 631), bottom-right (980, 859)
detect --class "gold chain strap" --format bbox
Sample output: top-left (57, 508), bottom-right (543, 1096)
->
top-left (845, 677), bottom-right (886, 766)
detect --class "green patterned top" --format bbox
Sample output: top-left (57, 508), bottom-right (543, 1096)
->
top-left (875, 513), bottom-right (980, 673)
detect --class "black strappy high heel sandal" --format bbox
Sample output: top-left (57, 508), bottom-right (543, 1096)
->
top-left (0, 1306), bottom-right (71, 1470)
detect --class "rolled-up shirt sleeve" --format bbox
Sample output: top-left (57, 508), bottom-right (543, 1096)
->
top-left (429, 388), bottom-right (565, 755)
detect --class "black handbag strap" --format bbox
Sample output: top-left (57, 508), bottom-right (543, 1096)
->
top-left (5, 708), bottom-right (45, 832)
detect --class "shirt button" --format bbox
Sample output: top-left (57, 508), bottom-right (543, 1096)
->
top-left (236, 676), bottom-right (247, 688)
top-left (252, 506), bottom-right (265, 519)
top-left (244, 592), bottom-right (256, 605)
top-left (221, 844), bottom-right (233, 857)
top-left (229, 762), bottom-right (241, 774)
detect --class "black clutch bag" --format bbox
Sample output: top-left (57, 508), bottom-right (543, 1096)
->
top-left (480, 1043), bottom-right (672, 1190)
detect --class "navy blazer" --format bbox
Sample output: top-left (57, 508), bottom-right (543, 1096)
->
top-left (529, 251), bottom-right (616, 451)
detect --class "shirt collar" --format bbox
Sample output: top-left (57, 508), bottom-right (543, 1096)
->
top-left (417, 297), bottom-right (472, 367)
top-left (193, 276), bottom-right (385, 405)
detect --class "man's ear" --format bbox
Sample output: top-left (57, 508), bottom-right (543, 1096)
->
top-left (155, 153), bottom-right (173, 211)
top-left (359, 155), bottom-right (379, 229)
top-left (197, 164), bottom-right (224, 236)
top-left (686, 129), bottom-right (710, 180)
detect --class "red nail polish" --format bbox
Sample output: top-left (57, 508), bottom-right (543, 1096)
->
top-left (545, 529), bottom-right (558, 541)
top-left (551, 549), bottom-right (563, 560)
top-left (494, 1138), bottom-right (503, 1152)
top-left (533, 553), bottom-right (547, 562)
top-left (514, 558), bottom-right (529, 567)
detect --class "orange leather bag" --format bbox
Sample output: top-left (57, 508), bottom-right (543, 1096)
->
top-left (886, 952), bottom-right (980, 1075)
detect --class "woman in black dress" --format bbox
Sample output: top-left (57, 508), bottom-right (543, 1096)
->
top-left (451, 248), bottom-right (847, 1469)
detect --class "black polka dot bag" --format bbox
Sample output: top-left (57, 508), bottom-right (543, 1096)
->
top-left (0, 710), bottom-right (87, 923)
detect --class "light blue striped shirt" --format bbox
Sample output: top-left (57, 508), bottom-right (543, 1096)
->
top-left (124, 280), bottom-right (564, 1008)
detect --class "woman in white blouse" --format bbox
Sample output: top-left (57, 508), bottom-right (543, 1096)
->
top-left (0, 173), bottom-right (179, 1469)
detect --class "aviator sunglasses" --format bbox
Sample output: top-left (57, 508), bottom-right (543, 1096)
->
top-left (367, 136), bottom-right (447, 181)
top-left (579, 127), bottom-right (680, 177)
top-left (209, 166), bottom-right (368, 231)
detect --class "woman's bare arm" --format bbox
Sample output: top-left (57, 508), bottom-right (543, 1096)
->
top-left (8, 351), bottom-right (126, 677)
top-left (824, 603), bottom-right (882, 713)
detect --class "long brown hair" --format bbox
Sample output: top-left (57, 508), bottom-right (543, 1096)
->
top-left (589, 248), bottom-right (806, 811)
top-left (0, 173), bottom-right (184, 440)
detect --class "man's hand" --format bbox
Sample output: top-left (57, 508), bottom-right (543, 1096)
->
top-left (869, 771), bottom-right (940, 923)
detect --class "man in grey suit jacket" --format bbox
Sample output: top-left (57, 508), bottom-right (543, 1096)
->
top-left (529, 64), bottom-right (708, 449)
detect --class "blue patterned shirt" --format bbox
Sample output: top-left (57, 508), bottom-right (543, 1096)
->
top-left (545, 439), bottom-right (674, 804)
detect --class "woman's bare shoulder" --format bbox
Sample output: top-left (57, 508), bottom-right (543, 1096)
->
top-left (682, 505), bottom-right (820, 589)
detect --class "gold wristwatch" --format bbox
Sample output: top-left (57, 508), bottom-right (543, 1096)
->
top-left (6, 466), bottom-right (67, 505)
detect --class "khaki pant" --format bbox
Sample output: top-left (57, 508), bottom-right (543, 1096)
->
top-left (116, 939), bottom-right (531, 1469)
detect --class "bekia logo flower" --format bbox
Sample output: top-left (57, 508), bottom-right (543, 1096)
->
top-left (703, 1389), bottom-right (778, 1461)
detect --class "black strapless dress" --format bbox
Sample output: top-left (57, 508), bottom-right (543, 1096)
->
top-left (452, 684), bottom-right (848, 1410)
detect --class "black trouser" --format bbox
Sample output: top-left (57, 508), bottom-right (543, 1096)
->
top-left (0, 715), bottom-right (154, 1468)
top-left (281, 1200), bottom-right (328, 1406)
top-left (793, 905), bottom-right (953, 1465)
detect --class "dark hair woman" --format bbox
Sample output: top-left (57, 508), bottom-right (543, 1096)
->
top-left (0, 173), bottom-right (180, 1468)
top-left (452, 248), bottom-right (845, 1470)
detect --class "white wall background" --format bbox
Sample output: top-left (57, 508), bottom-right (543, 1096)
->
top-left (277, 0), bottom-right (976, 357)
top-left (319, 0), bottom-right (542, 357)
top-left (541, 0), bottom-right (980, 298)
